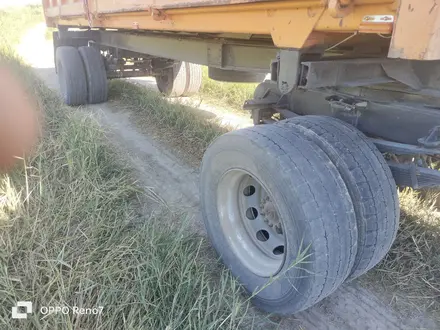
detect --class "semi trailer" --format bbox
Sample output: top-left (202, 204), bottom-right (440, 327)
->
top-left (43, 0), bottom-right (440, 315)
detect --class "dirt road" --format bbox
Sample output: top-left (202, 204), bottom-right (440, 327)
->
top-left (17, 24), bottom-right (437, 330)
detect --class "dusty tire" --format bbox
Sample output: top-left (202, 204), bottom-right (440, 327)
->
top-left (156, 61), bottom-right (186, 97)
top-left (78, 46), bottom-right (108, 104)
top-left (279, 116), bottom-right (399, 280)
top-left (182, 62), bottom-right (202, 96)
top-left (200, 124), bottom-right (357, 314)
top-left (56, 46), bottom-right (87, 106)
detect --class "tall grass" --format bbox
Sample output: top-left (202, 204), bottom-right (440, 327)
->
top-left (0, 6), bottom-right (252, 329)
top-left (370, 189), bottom-right (440, 320)
top-left (109, 80), bottom-right (231, 164)
top-left (199, 67), bottom-right (257, 111)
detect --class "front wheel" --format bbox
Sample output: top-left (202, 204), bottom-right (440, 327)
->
top-left (200, 124), bottom-right (358, 314)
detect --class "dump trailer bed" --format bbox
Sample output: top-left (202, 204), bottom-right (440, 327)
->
top-left (44, 0), bottom-right (440, 61)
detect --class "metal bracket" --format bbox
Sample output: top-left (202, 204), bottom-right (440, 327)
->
top-left (418, 126), bottom-right (440, 148)
top-left (277, 49), bottom-right (301, 95)
top-left (371, 138), bottom-right (440, 156)
top-left (325, 95), bottom-right (368, 113)
top-left (243, 98), bottom-right (277, 110)
top-left (387, 161), bottom-right (440, 189)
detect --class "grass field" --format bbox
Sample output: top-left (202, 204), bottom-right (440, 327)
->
top-left (0, 6), bottom-right (254, 329)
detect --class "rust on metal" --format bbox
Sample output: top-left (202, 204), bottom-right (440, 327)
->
top-left (389, 0), bottom-right (440, 60)
top-left (151, 8), bottom-right (169, 21)
top-left (328, 0), bottom-right (354, 18)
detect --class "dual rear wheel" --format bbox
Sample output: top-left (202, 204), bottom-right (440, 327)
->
top-left (56, 46), bottom-right (109, 106)
top-left (56, 47), bottom-right (202, 104)
top-left (155, 61), bottom-right (202, 97)
top-left (200, 115), bottom-right (399, 314)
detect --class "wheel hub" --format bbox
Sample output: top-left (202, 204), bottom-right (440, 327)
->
top-left (260, 196), bottom-right (283, 235)
top-left (216, 170), bottom-right (286, 277)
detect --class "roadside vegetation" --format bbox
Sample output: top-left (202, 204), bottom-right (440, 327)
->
top-left (45, 27), bottom-right (55, 40)
top-left (368, 189), bottom-right (440, 320)
top-left (0, 6), bottom-right (254, 329)
top-left (109, 80), bottom-right (231, 165)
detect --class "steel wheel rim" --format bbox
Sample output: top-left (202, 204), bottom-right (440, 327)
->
top-left (217, 169), bottom-right (286, 277)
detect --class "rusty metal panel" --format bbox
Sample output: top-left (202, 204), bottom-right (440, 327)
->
top-left (389, 0), bottom-right (440, 60)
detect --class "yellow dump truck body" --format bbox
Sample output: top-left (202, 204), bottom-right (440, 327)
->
top-left (43, 0), bottom-right (440, 61)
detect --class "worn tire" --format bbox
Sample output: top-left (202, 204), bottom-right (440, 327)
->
top-left (56, 46), bottom-right (87, 106)
top-left (200, 124), bottom-right (357, 314)
top-left (182, 62), bottom-right (202, 96)
top-left (78, 46), bottom-right (108, 104)
top-left (156, 61), bottom-right (186, 97)
top-left (279, 116), bottom-right (399, 280)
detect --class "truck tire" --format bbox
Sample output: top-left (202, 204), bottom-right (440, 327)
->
top-left (200, 124), bottom-right (358, 314)
top-left (156, 61), bottom-right (187, 97)
top-left (182, 62), bottom-right (202, 96)
top-left (56, 46), bottom-right (87, 106)
top-left (279, 116), bottom-right (399, 280)
top-left (78, 46), bottom-right (108, 104)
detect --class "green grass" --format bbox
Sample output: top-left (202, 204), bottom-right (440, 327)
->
top-left (0, 5), bottom-right (44, 47)
top-left (369, 189), bottom-right (440, 320)
top-left (0, 6), bottom-right (255, 329)
top-left (198, 66), bottom-right (257, 111)
top-left (45, 27), bottom-right (55, 41)
top-left (109, 80), bottom-right (231, 165)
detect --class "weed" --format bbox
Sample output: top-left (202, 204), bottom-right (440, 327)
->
top-left (198, 66), bottom-right (258, 112)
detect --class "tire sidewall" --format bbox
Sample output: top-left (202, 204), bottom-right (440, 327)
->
top-left (55, 46), bottom-right (87, 106)
top-left (156, 62), bottom-right (185, 97)
top-left (78, 46), bottom-right (108, 104)
top-left (56, 56), bottom-right (68, 101)
top-left (201, 133), bottom-right (314, 310)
